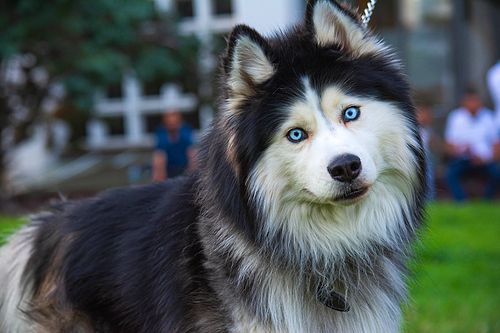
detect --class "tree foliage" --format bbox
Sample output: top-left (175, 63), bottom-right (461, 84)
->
top-left (0, 0), bottom-right (199, 194)
top-left (1, 0), bottom-right (198, 106)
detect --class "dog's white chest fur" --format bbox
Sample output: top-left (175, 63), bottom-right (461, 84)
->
top-left (230, 297), bottom-right (401, 333)
top-left (228, 260), bottom-right (402, 333)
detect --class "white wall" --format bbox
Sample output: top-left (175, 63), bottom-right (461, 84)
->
top-left (234, 0), bottom-right (304, 36)
top-left (160, 0), bottom-right (305, 36)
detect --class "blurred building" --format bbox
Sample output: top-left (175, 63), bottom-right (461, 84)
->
top-left (367, 0), bottom-right (499, 113)
top-left (159, 0), bottom-right (305, 36)
top-left (8, 0), bottom-right (500, 195)
top-left (87, 0), bottom-right (305, 152)
top-left (88, 78), bottom-right (197, 150)
top-left (8, 0), bottom-right (307, 194)
top-left (99, 0), bottom-right (498, 150)
top-left (162, 0), bottom-right (499, 116)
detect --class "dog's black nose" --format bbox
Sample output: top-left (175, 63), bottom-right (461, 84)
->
top-left (327, 154), bottom-right (362, 182)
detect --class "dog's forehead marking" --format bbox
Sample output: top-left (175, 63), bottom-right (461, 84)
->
top-left (300, 77), bottom-right (334, 131)
top-left (321, 86), bottom-right (352, 111)
top-left (301, 77), bottom-right (320, 111)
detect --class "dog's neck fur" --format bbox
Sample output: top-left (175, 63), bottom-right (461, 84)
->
top-left (198, 200), bottom-right (409, 333)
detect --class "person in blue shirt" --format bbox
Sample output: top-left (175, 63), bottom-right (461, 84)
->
top-left (152, 110), bottom-right (195, 181)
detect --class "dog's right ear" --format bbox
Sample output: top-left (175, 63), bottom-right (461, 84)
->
top-left (224, 25), bottom-right (275, 99)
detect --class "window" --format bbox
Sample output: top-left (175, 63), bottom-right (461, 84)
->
top-left (143, 79), bottom-right (163, 96)
top-left (106, 84), bottom-right (122, 98)
top-left (145, 114), bottom-right (163, 133)
top-left (175, 0), bottom-right (194, 18)
top-left (102, 117), bottom-right (125, 136)
top-left (213, 0), bottom-right (232, 16)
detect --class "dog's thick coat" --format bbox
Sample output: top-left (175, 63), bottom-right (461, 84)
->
top-left (0, 1), bottom-right (426, 332)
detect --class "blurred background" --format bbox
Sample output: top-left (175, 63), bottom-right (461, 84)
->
top-left (0, 0), bottom-right (499, 332)
top-left (0, 0), bottom-right (499, 202)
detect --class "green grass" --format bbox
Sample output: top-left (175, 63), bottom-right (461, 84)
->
top-left (404, 202), bottom-right (500, 333)
top-left (0, 215), bottom-right (26, 245)
top-left (0, 203), bottom-right (499, 331)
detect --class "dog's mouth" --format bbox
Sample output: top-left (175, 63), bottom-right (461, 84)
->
top-left (333, 186), bottom-right (369, 202)
top-left (300, 185), bottom-right (370, 205)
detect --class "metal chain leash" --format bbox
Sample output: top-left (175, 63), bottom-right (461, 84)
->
top-left (360, 0), bottom-right (377, 28)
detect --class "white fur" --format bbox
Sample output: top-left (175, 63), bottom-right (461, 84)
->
top-left (237, 79), bottom-right (418, 332)
top-left (0, 222), bottom-right (36, 333)
top-left (312, 1), bottom-right (388, 57)
top-left (255, 271), bottom-right (401, 333)
top-left (214, 227), bottom-right (401, 333)
top-left (224, 233), bottom-right (403, 333)
top-left (248, 77), bottom-right (418, 268)
top-left (228, 36), bottom-right (275, 99)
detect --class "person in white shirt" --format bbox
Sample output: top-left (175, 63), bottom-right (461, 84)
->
top-left (445, 88), bottom-right (500, 201)
top-left (487, 61), bottom-right (500, 130)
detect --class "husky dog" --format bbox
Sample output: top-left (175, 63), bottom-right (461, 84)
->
top-left (0, 1), bottom-right (426, 332)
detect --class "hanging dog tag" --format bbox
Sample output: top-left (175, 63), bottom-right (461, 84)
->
top-left (316, 289), bottom-right (350, 312)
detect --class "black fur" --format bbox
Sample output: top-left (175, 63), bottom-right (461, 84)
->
top-left (26, 178), bottom-right (229, 332)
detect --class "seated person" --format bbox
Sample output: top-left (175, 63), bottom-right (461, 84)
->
top-left (152, 110), bottom-right (195, 181)
top-left (445, 88), bottom-right (500, 201)
top-left (487, 61), bottom-right (500, 131)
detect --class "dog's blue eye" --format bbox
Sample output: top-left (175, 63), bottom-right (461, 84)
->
top-left (342, 106), bottom-right (361, 122)
top-left (287, 128), bottom-right (308, 143)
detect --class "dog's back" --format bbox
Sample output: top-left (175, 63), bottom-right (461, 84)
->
top-left (0, 177), bottom-right (217, 332)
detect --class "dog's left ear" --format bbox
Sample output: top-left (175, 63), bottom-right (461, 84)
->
top-left (224, 25), bottom-right (275, 99)
top-left (306, 0), bottom-right (381, 56)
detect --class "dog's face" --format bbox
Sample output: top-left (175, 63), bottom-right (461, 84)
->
top-left (213, 0), bottom-right (425, 255)
top-left (258, 83), bottom-right (389, 205)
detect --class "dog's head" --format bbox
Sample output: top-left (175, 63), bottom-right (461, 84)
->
top-left (201, 0), bottom-right (426, 256)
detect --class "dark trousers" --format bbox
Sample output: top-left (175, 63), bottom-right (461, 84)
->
top-left (446, 158), bottom-right (500, 201)
top-left (167, 165), bottom-right (187, 178)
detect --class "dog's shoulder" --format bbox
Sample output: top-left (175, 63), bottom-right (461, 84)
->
top-left (28, 176), bottom-right (202, 331)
